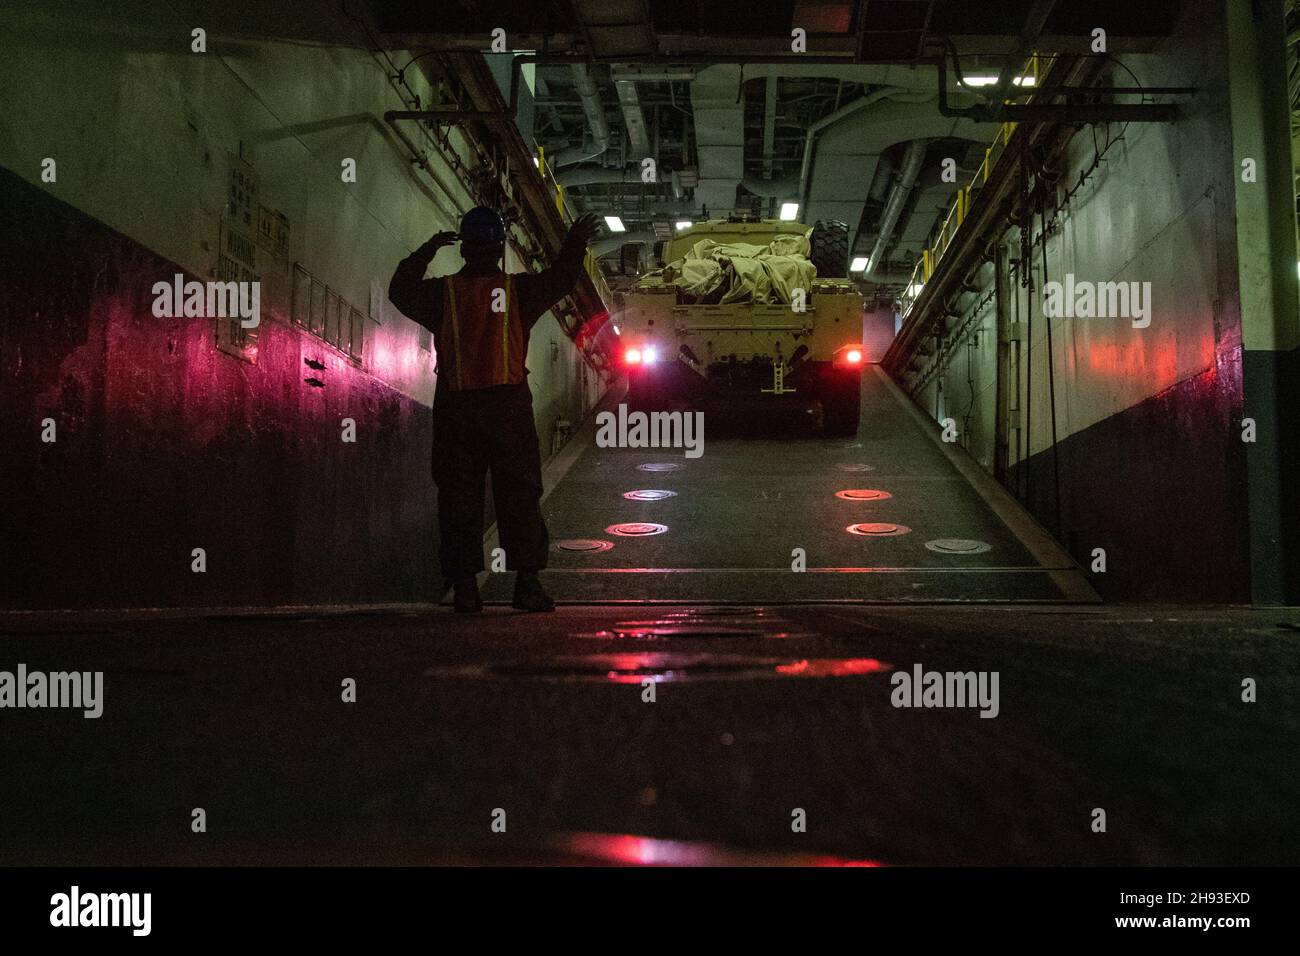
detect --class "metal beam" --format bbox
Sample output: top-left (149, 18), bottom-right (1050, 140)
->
top-left (935, 56), bottom-right (1189, 123)
top-left (999, 102), bottom-right (1183, 122)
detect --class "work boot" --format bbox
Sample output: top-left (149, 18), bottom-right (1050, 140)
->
top-left (512, 571), bottom-right (555, 612)
top-left (451, 576), bottom-right (483, 613)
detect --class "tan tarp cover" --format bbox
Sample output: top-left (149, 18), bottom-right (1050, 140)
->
top-left (654, 233), bottom-right (817, 305)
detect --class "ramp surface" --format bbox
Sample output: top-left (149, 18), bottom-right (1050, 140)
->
top-left (481, 366), bottom-right (1093, 604)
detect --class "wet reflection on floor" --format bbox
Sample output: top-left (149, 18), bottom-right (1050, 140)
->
top-left (556, 832), bottom-right (884, 866)
top-left (426, 653), bottom-right (892, 683)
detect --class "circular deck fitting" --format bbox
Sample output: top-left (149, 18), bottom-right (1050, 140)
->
top-left (623, 489), bottom-right (678, 501)
top-left (554, 538), bottom-right (615, 553)
top-left (925, 538), bottom-right (992, 554)
top-left (835, 488), bottom-right (892, 501)
top-left (835, 463), bottom-right (875, 473)
top-left (637, 462), bottom-right (683, 473)
top-left (846, 522), bottom-right (911, 537)
top-left (606, 522), bottom-right (668, 537)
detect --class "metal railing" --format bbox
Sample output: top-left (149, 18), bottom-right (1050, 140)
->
top-left (535, 146), bottom-right (613, 307)
top-left (898, 53), bottom-right (1054, 318)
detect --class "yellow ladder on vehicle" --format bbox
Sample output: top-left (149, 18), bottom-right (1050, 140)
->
top-left (762, 361), bottom-right (796, 395)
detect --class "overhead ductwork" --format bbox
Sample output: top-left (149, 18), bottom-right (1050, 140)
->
top-left (799, 94), bottom-right (989, 252)
top-left (864, 139), bottom-right (927, 280)
top-left (553, 64), bottom-right (610, 168)
top-left (797, 87), bottom-right (915, 214)
top-left (685, 61), bottom-right (987, 238)
top-left (615, 77), bottom-right (651, 158)
top-left (689, 64), bottom-right (745, 216)
top-left (687, 64), bottom-right (932, 218)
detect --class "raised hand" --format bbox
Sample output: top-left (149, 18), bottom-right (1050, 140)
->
top-left (566, 213), bottom-right (602, 248)
top-left (422, 230), bottom-right (459, 252)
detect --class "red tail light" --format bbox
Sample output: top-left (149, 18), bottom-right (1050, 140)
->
top-left (835, 344), bottom-right (866, 368)
top-left (624, 348), bottom-right (642, 365)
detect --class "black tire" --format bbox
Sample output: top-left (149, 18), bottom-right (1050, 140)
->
top-left (820, 369), bottom-right (862, 436)
top-left (810, 219), bottom-right (850, 279)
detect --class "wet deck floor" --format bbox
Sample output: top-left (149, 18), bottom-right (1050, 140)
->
top-left (0, 604), bottom-right (1297, 865)
top-left (480, 366), bottom-right (1093, 604)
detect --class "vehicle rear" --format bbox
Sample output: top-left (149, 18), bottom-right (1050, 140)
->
top-left (615, 217), bottom-right (866, 434)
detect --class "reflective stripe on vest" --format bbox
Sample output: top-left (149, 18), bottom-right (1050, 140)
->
top-left (443, 274), bottom-right (520, 390)
top-left (501, 276), bottom-right (510, 377)
top-left (446, 277), bottom-right (464, 390)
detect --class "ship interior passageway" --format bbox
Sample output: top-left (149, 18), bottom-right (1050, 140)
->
top-left (2, 0), bottom-right (1300, 872)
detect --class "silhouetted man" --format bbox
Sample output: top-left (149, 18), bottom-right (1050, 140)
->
top-left (389, 208), bottom-right (600, 612)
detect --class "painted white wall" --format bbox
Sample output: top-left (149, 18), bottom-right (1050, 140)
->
top-left (914, 3), bottom-right (1236, 468)
top-left (0, 0), bottom-right (604, 435)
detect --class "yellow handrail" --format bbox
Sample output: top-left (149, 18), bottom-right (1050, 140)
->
top-left (897, 53), bottom-right (1054, 319)
top-left (535, 145), bottom-right (613, 305)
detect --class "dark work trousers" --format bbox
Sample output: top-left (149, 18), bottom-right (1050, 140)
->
top-left (431, 381), bottom-right (549, 580)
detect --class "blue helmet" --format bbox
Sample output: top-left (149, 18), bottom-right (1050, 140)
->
top-left (459, 206), bottom-right (505, 244)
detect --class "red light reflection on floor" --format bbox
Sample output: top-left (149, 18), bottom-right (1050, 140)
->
top-left (574, 652), bottom-right (893, 683)
top-left (559, 832), bottom-right (883, 867)
top-left (776, 658), bottom-right (891, 677)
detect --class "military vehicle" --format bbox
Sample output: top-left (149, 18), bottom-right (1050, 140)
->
top-left (614, 216), bottom-right (865, 434)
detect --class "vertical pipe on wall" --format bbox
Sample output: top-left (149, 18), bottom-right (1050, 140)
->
top-left (994, 238), bottom-right (1012, 484)
top-left (1039, 199), bottom-right (1063, 538)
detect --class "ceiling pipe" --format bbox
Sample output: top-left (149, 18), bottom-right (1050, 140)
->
top-left (797, 87), bottom-right (914, 217)
top-left (553, 63), bottom-right (611, 167)
top-left (863, 139), bottom-right (927, 281)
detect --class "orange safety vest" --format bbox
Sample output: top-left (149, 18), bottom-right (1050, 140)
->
top-left (440, 274), bottom-right (526, 390)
